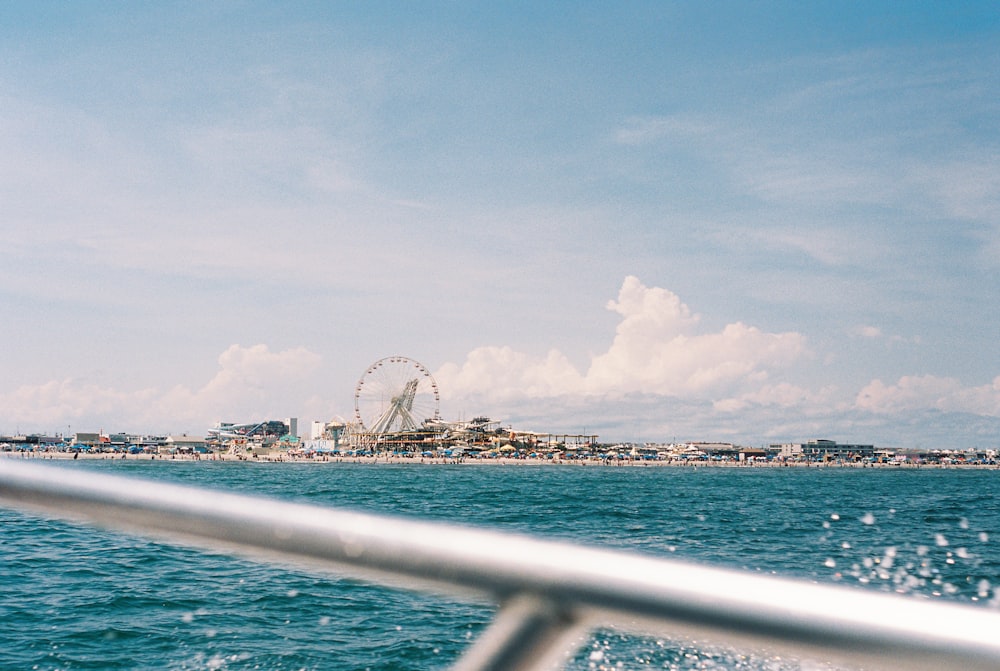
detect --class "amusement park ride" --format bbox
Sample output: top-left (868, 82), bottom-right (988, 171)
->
top-left (346, 355), bottom-right (597, 452)
top-left (353, 356), bottom-right (441, 435)
top-left (212, 355), bottom-right (597, 454)
top-left (349, 355), bottom-right (483, 449)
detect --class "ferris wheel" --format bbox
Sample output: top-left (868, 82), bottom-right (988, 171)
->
top-left (353, 356), bottom-right (441, 434)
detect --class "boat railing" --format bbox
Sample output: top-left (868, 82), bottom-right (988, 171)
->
top-left (2, 459), bottom-right (1000, 671)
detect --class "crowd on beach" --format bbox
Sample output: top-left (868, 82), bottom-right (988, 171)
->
top-left (2, 446), bottom-right (996, 468)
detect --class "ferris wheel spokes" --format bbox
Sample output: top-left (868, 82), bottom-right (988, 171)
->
top-left (353, 356), bottom-right (441, 436)
top-left (368, 378), bottom-right (421, 434)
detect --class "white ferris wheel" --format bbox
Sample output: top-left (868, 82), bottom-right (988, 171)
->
top-left (353, 356), bottom-right (441, 434)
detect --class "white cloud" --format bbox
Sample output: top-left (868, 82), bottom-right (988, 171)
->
top-left (856, 325), bottom-right (883, 338)
top-left (856, 375), bottom-right (1000, 417)
top-left (849, 325), bottom-right (919, 345)
top-left (587, 277), bottom-right (807, 394)
top-left (0, 379), bottom-right (158, 433)
top-left (435, 347), bottom-right (584, 401)
top-left (158, 344), bottom-right (322, 422)
top-left (436, 276), bottom-right (809, 401)
top-left (612, 115), bottom-right (717, 146)
top-left (0, 344), bottom-right (322, 434)
top-left (712, 383), bottom-right (840, 414)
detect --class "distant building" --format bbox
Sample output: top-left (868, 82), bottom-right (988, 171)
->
top-left (72, 432), bottom-right (102, 447)
top-left (739, 447), bottom-right (768, 461)
top-left (3, 434), bottom-right (62, 446)
top-left (688, 442), bottom-right (735, 453)
top-left (209, 420), bottom-right (294, 442)
top-left (772, 439), bottom-right (874, 461)
top-left (165, 435), bottom-right (209, 452)
top-left (108, 433), bottom-right (132, 447)
top-left (311, 420), bottom-right (347, 447)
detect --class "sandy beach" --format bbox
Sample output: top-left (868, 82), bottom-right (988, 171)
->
top-left (3, 450), bottom-right (993, 468)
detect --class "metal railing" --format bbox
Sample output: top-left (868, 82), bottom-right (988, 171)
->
top-left (2, 459), bottom-right (1000, 671)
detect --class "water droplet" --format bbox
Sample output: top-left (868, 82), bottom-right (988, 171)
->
top-left (978, 580), bottom-right (991, 598)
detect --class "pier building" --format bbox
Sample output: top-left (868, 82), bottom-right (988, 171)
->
top-left (772, 439), bottom-right (875, 461)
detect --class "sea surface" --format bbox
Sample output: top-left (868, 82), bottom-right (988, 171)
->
top-left (2, 460), bottom-right (999, 670)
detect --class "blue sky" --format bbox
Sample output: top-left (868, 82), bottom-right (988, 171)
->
top-left (1, 2), bottom-right (998, 448)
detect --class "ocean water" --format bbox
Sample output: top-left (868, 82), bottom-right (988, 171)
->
top-left (2, 460), bottom-right (999, 670)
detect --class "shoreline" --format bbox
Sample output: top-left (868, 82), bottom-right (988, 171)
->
top-left (3, 451), bottom-right (997, 469)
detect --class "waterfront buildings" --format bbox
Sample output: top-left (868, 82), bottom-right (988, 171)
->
top-left (772, 439), bottom-right (875, 461)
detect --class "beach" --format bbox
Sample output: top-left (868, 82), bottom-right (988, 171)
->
top-left (3, 449), bottom-right (994, 468)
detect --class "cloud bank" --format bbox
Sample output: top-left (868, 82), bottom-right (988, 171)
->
top-left (1, 344), bottom-right (321, 435)
top-left (2, 278), bottom-right (997, 447)
top-left (436, 277), bottom-right (999, 446)
top-left (436, 276), bottom-right (809, 401)
top-left (857, 375), bottom-right (1000, 417)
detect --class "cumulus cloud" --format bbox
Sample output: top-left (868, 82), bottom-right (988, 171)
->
top-left (436, 276), bottom-right (809, 401)
top-left (587, 278), bottom-right (807, 395)
top-left (209, 344), bottom-right (320, 395)
top-left (0, 344), bottom-right (322, 433)
top-left (856, 375), bottom-right (1000, 417)
top-left (855, 325), bottom-right (883, 338)
top-left (712, 383), bottom-right (840, 413)
top-left (0, 379), bottom-right (158, 432)
top-left (155, 344), bottom-right (322, 424)
top-left (849, 324), bottom-right (919, 345)
top-left (435, 347), bottom-right (584, 401)
top-left (433, 277), bottom-right (1000, 447)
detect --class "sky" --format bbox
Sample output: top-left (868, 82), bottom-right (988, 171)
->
top-left (1, 2), bottom-right (998, 448)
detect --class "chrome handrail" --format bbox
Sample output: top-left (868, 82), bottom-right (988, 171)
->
top-left (2, 459), bottom-right (1000, 671)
